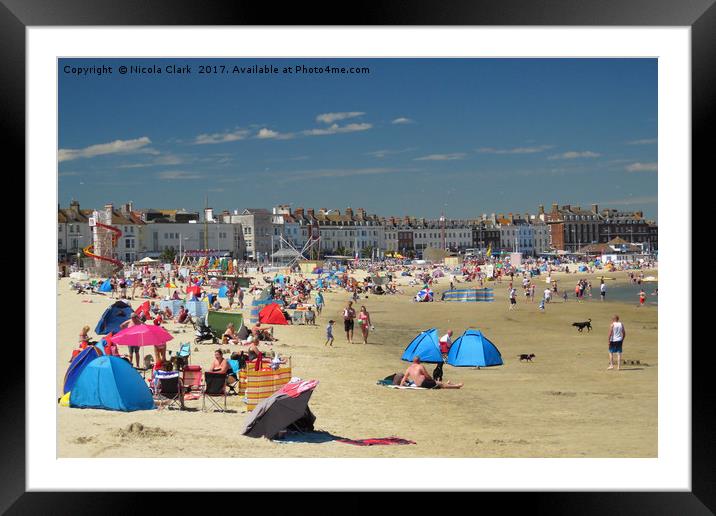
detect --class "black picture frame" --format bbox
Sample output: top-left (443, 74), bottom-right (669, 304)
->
top-left (5, 1), bottom-right (708, 512)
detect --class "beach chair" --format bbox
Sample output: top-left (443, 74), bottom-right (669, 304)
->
top-left (202, 372), bottom-right (228, 412)
top-left (176, 342), bottom-right (192, 365)
top-left (226, 359), bottom-right (242, 396)
top-left (154, 371), bottom-right (185, 410)
top-left (182, 365), bottom-right (203, 393)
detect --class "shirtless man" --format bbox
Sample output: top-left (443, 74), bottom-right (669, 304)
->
top-left (399, 357), bottom-right (463, 389)
top-left (209, 349), bottom-right (230, 375)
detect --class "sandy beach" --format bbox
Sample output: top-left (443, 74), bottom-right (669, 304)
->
top-left (57, 269), bottom-right (657, 458)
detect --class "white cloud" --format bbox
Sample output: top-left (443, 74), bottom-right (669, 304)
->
top-left (627, 138), bottom-right (657, 145)
top-left (58, 136), bottom-right (152, 162)
top-left (626, 162), bottom-right (658, 172)
top-left (366, 147), bottom-right (416, 159)
top-left (414, 153), bottom-right (466, 161)
top-left (391, 117), bottom-right (414, 124)
top-left (477, 145), bottom-right (554, 154)
top-left (315, 112), bottom-right (365, 124)
top-left (548, 151), bottom-right (601, 160)
top-left (256, 128), bottom-right (294, 140)
top-left (302, 123), bottom-right (372, 136)
top-left (157, 171), bottom-right (204, 180)
top-left (194, 129), bottom-right (250, 145)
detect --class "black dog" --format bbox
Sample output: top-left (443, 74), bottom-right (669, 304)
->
top-left (432, 362), bottom-right (444, 382)
top-left (518, 354), bottom-right (536, 362)
top-left (572, 319), bottom-right (592, 332)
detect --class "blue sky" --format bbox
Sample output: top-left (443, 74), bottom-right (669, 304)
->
top-left (58, 58), bottom-right (658, 220)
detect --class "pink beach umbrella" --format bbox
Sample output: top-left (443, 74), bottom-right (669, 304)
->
top-left (111, 324), bottom-right (174, 347)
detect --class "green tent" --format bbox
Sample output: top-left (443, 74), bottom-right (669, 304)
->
top-left (207, 310), bottom-right (244, 339)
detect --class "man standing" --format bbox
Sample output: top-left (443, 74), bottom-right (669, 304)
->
top-left (343, 301), bottom-right (356, 344)
top-left (600, 280), bottom-right (607, 301)
top-left (509, 287), bottom-right (517, 310)
top-left (439, 330), bottom-right (453, 361)
top-left (607, 315), bottom-right (626, 371)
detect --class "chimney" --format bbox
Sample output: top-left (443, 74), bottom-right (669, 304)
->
top-left (551, 203), bottom-right (559, 212)
top-left (204, 207), bottom-right (214, 222)
top-left (307, 208), bottom-right (315, 218)
top-left (70, 199), bottom-right (80, 214)
top-left (591, 204), bottom-right (598, 213)
top-left (294, 207), bottom-right (304, 217)
top-left (345, 207), bottom-right (354, 218)
top-left (357, 208), bottom-right (366, 218)
top-left (539, 204), bottom-right (545, 214)
top-left (104, 203), bottom-right (113, 225)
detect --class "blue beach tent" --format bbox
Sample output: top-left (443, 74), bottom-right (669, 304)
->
top-left (94, 300), bottom-right (133, 335)
top-left (63, 346), bottom-right (103, 394)
top-left (98, 279), bottom-right (112, 292)
top-left (447, 329), bottom-right (503, 367)
top-left (70, 356), bottom-right (155, 411)
top-left (218, 285), bottom-right (229, 298)
top-left (401, 328), bottom-right (443, 364)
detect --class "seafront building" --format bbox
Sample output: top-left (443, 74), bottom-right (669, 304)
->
top-left (58, 200), bottom-right (658, 263)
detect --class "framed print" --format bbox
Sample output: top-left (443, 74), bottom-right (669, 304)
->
top-left (5, 0), bottom-right (710, 512)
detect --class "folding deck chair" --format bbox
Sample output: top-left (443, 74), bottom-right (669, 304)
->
top-left (202, 372), bottom-right (228, 412)
top-left (154, 370), bottom-right (185, 410)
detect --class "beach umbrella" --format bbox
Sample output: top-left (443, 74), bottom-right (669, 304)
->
top-left (112, 324), bottom-right (173, 347)
top-left (242, 381), bottom-right (318, 439)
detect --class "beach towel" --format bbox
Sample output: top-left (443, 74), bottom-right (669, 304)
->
top-left (336, 437), bottom-right (416, 446)
top-left (381, 384), bottom-right (427, 390)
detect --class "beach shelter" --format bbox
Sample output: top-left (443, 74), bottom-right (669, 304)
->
top-left (185, 299), bottom-right (208, 319)
top-left (242, 380), bottom-right (318, 439)
top-left (259, 303), bottom-right (289, 325)
top-left (69, 356), bottom-right (155, 411)
top-left (432, 269), bottom-right (445, 278)
top-left (447, 329), bottom-right (503, 367)
top-left (207, 311), bottom-right (244, 334)
top-left (63, 345), bottom-right (103, 394)
top-left (218, 285), bottom-right (229, 298)
top-left (416, 288), bottom-right (434, 302)
top-left (95, 301), bottom-right (133, 335)
top-left (401, 328), bottom-right (443, 364)
top-left (135, 300), bottom-right (151, 319)
top-left (98, 279), bottom-right (112, 293)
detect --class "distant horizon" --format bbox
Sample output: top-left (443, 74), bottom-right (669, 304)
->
top-left (59, 58), bottom-right (657, 220)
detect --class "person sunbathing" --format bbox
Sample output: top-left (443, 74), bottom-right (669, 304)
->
top-left (399, 357), bottom-right (463, 389)
top-left (222, 323), bottom-right (240, 345)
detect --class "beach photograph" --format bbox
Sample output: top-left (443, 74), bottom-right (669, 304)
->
top-left (57, 57), bottom-right (658, 459)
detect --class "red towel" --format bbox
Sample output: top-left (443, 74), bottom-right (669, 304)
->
top-left (337, 437), bottom-right (416, 446)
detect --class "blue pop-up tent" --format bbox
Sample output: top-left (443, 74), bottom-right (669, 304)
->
top-left (94, 301), bottom-right (133, 335)
top-left (447, 329), bottom-right (503, 367)
top-left (401, 328), bottom-right (443, 363)
top-left (63, 346), bottom-right (103, 394)
top-left (70, 356), bottom-right (155, 411)
top-left (98, 279), bottom-right (112, 292)
top-left (218, 285), bottom-right (228, 298)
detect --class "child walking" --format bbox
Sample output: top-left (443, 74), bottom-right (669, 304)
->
top-left (325, 320), bottom-right (335, 347)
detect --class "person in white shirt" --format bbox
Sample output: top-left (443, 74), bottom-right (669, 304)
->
top-left (607, 315), bottom-right (626, 370)
top-left (544, 288), bottom-right (552, 303)
top-left (600, 280), bottom-right (607, 301)
top-left (439, 330), bottom-right (453, 360)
